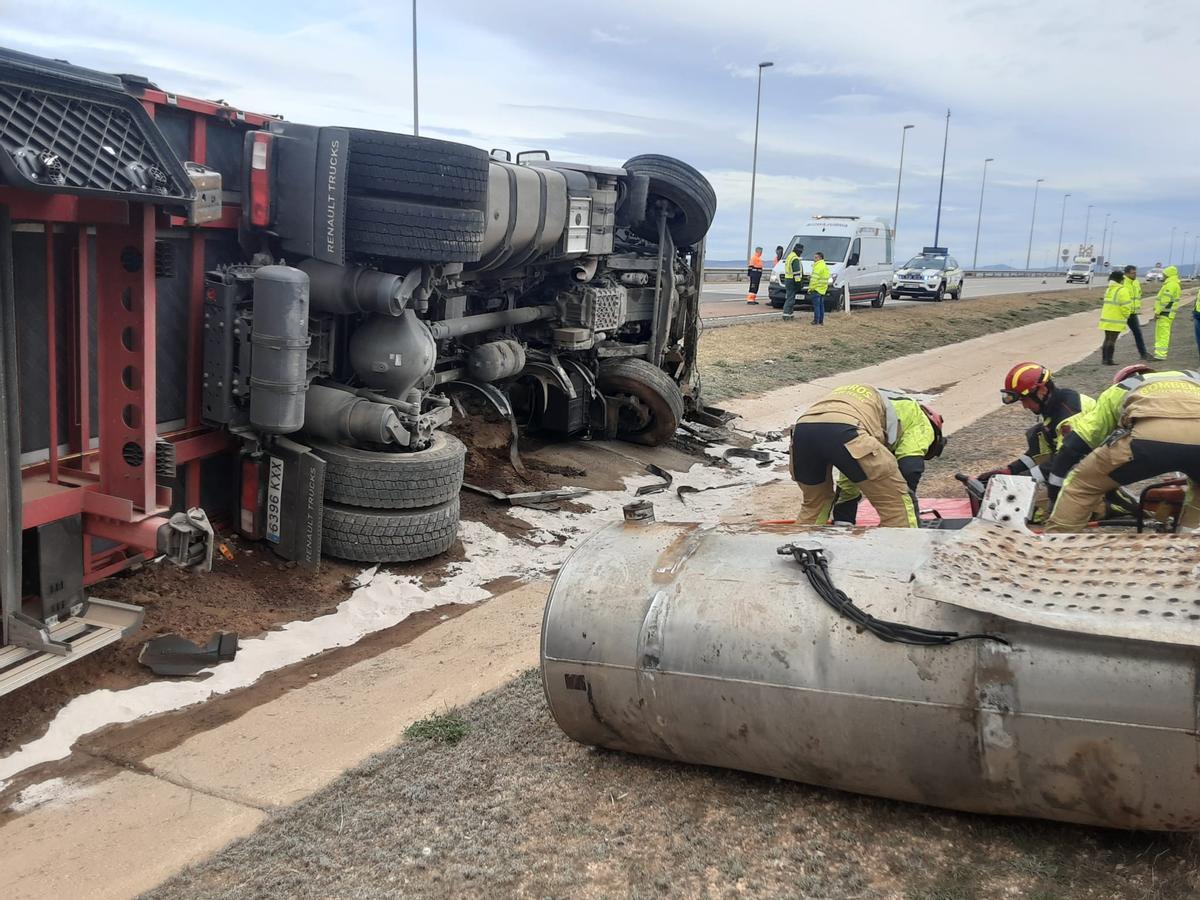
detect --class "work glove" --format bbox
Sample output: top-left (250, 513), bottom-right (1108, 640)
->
top-left (977, 467), bottom-right (1011, 482)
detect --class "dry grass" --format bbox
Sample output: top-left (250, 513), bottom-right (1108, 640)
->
top-left (147, 670), bottom-right (1200, 900)
top-left (698, 288), bottom-right (1103, 403)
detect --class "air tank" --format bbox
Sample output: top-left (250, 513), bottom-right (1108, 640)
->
top-left (248, 265), bottom-right (311, 434)
top-left (541, 518), bottom-right (1200, 831)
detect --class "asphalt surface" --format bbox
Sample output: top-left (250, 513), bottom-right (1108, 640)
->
top-left (700, 274), bottom-right (1097, 325)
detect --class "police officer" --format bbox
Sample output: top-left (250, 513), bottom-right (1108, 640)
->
top-left (1046, 365), bottom-right (1200, 532)
top-left (791, 384), bottom-right (946, 528)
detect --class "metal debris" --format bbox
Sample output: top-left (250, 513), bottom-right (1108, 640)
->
top-left (138, 631), bottom-right (239, 677)
top-left (634, 464), bottom-right (673, 496)
top-left (676, 480), bottom-right (750, 503)
top-left (723, 447), bottom-right (774, 467)
top-left (462, 483), bottom-right (590, 510)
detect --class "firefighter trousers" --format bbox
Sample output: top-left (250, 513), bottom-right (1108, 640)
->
top-left (1046, 416), bottom-right (1200, 532)
top-left (791, 422), bottom-right (919, 527)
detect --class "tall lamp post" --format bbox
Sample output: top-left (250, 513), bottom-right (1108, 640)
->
top-left (1082, 204), bottom-right (1094, 246)
top-left (932, 109), bottom-right (951, 247)
top-left (1055, 193), bottom-right (1070, 270)
top-left (1025, 178), bottom-right (1044, 270)
top-left (412, 0), bottom-right (419, 135)
top-left (744, 61), bottom-right (774, 265)
top-left (1168, 225), bottom-right (1177, 265)
top-left (892, 124), bottom-right (915, 252)
top-left (971, 157), bottom-right (994, 268)
top-left (1106, 220), bottom-right (1117, 264)
top-left (1098, 212), bottom-right (1110, 265)
top-left (1192, 235), bottom-right (1199, 277)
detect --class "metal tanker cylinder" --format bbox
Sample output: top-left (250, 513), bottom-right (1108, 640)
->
top-left (466, 340), bottom-right (526, 383)
top-left (542, 521), bottom-right (1200, 831)
top-left (248, 265), bottom-right (311, 434)
top-left (475, 162), bottom-right (568, 270)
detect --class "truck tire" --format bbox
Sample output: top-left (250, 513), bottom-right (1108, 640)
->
top-left (345, 196), bottom-right (485, 263)
top-left (623, 155), bottom-right (716, 248)
top-left (322, 498), bottom-right (460, 563)
top-left (346, 130), bottom-right (489, 208)
top-left (597, 357), bottom-right (684, 446)
top-left (309, 432), bottom-right (466, 509)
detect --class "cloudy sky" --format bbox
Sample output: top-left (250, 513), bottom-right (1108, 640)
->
top-left (4, 0), bottom-right (1195, 268)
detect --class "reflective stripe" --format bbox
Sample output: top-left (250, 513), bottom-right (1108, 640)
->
top-left (875, 391), bottom-right (901, 445)
top-left (1009, 364), bottom-right (1042, 391)
top-left (1018, 454), bottom-right (1037, 470)
top-left (901, 492), bottom-right (918, 528)
top-left (1027, 465), bottom-right (1045, 484)
top-left (1048, 473), bottom-right (1065, 487)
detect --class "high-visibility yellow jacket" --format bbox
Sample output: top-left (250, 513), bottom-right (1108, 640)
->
top-left (1154, 266), bottom-right (1181, 318)
top-left (809, 259), bottom-right (831, 295)
top-left (1098, 281), bottom-right (1134, 332)
top-left (1124, 275), bottom-right (1143, 313)
top-left (784, 251), bottom-right (804, 283)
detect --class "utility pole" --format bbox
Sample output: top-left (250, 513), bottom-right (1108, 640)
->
top-left (892, 124), bottom-right (914, 253)
top-left (412, 0), bottom-right (419, 135)
top-left (1098, 213), bottom-right (1110, 265)
top-left (971, 157), bottom-right (994, 268)
top-left (1168, 225), bottom-right (1177, 265)
top-left (1025, 178), bottom-right (1044, 270)
top-left (1055, 193), bottom-right (1070, 270)
top-left (745, 61), bottom-right (774, 265)
top-left (1083, 204), bottom-right (1094, 246)
top-left (1192, 235), bottom-right (1199, 277)
top-left (1106, 220), bottom-right (1117, 264)
top-left (932, 109), bottom-right (950, 248)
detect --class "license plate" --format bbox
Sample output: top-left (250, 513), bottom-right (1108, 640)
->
top-left (266, 456), bottom-right (284, 543)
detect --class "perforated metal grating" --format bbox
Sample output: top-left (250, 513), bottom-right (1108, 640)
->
top-left (911, 522), bottom-right (1200, 647)
top-left (0, 85), bottom-right (187, 197)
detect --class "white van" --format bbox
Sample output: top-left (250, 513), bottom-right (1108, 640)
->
top-left (768, 215), bottom-right (894, 309)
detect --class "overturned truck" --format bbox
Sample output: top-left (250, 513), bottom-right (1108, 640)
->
top-left (0, 47), bottom-right (715, 693)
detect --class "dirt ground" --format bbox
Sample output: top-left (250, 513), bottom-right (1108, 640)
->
top-left (698, 287), bottom-right (1102, 403)
top-left (147, 670), bottom-right (1200, 900)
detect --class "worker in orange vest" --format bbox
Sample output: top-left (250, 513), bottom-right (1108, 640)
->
top-left (746, 246), bottom-right (764, 304)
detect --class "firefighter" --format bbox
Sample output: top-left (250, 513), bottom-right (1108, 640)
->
top-left (808, 251), bottom-right (831, 325)
top-left (1123, 264), bottom-right (1151, 360)
top-left (791, 384), bottom-right (946, 528)
top-left (1099, 270), bottom-right (1132, 365)
top-left (781, 243), bottom-right (805, 320)
top-left (977, 362), bottom-right (1093, 486)
top-left (746, 246), bottom-right (764, 305)
top-left (1152, 265), bottom-right (1181, 360)
top-left (1045, 365), bottom-right (1200, 532)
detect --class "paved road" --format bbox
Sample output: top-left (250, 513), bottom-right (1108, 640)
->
top-left (700, 274), bottom-right (1096, 324)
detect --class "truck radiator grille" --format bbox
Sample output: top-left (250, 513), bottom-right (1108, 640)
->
top-left (0, 85), bottom-right (188, 198)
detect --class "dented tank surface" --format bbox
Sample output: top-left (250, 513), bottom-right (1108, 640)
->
top-left (541, 520), bottom-right (1200, 831)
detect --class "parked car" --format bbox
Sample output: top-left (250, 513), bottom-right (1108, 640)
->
top-left (767, 216), bottom-right (894, 309)
top-left (890, 249), bottom-right (964, 301)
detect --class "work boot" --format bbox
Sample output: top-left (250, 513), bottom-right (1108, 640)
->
top-left (781, 314), bottom-right (794, 321)
top-left (1100, 344), bottom-right (1114, 365)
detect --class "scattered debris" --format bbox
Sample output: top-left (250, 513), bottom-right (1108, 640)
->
top-left (349, 564), bottom-right (380, 590)
top-left (723, 447), bottom-right (775, 467)
top-left (217, 542), bottom-right (235, 561)
top-left (676, 480), bottom-right (752, 503)
top-left (138, 632), bottom-right (239, 677)
top-left (634, 464), bottom-right (674, 496)
top-left (462, 483), bottom-right (591, 510)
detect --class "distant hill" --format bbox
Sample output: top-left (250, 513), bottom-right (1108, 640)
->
top-left (975, 264), bottom-right (1016, 270)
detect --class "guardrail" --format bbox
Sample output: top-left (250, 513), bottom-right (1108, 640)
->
top-left (703, 266), bottom-right (1066, 283)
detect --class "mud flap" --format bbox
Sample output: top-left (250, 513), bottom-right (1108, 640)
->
top-left (263, 438), bottom-right (326, 568)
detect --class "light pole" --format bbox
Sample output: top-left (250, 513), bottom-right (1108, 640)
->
top-left (1184, 231), bottom-right (1190, 271)
top-left (1098, 212), bottom-right (1110, 264)
top-left (1107, 220), bottom-right (1117, 264)
top-left (971, 157), bottom-right (994, 269)
top-left (412, 0), bottom-right (419, 135)
top-left (1192, 235), bottom-right (1199, 277)
top-left (1025, 178), bottom-right (1044, 270)
top-left (1168, 225), bottom-right (1177, 265)
top-left (892, 124), bottom-right (914, 252)
top-left (744, 61), bottom-right (774, 265)
top-left (1055, 193), bottom-right (1070, 270)
top-left (933, 109), bottom-right (950, 248)
top-left (1083, 204), bottom-right (1094, 247)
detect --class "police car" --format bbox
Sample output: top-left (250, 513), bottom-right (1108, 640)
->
top-left (890, 247), bottom-right (964, 301)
